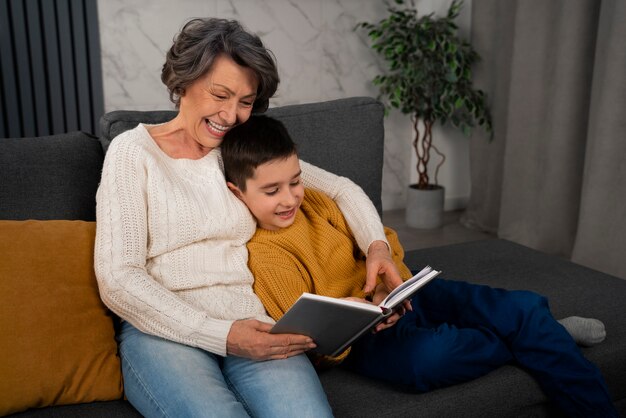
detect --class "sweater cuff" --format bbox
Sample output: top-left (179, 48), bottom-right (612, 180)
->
top-left (197, 318), bottom-right (234, 357)
top-left (366, 239), bottom-right (392, 256)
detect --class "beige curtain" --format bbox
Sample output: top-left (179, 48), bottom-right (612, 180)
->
top-left (462, 0), bottom-right (626, 280)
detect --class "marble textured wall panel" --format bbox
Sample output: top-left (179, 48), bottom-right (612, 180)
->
top-left (98, 0), bottom-right (470, 210)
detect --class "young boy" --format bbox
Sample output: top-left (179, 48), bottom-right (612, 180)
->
top-left (221, 115), bottom-right (616, 417)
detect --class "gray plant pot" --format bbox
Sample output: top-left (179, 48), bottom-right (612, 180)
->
top-left (405, 185), bottom-right (445, 229)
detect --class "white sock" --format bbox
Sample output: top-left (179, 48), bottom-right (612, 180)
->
top-left (558, 316), bottom-right (606, 347)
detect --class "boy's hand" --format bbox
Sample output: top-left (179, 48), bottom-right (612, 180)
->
top-left (364, 240), bottom-right (403, 294)
top-left (342, 296), bottom-right (371, 304)
top-left (373, 311), bottom-right (403, 332)
top-left (342, 295), bottom-right (403, 332)
top-left (227, 319), bottom-right (316, 361)
top-left (371, 282), bottom-right (407, 332)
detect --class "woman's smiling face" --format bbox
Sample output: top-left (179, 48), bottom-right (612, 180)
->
top-left (178, 54), bottom-right (259, 151)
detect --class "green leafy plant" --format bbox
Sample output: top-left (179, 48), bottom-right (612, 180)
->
top-left (358, 0), bottom-right (492, 189)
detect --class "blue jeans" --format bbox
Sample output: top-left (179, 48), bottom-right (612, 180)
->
top-left (118, 321), bottom-right (333, 418)
top-left (344, 278), bottom-right (617, 418)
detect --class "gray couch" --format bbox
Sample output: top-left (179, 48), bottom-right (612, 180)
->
top-left (2, 97), bottom-right (625, 417)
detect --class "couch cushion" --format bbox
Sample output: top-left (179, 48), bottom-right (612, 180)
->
top-left (402, 239), bottom-right (626, 411)
top-left (0, 132), bottom-right (104, 221)
top-left (0, 220), bottom-right (123, 416)
top-left (99, 97), bottom-right (385, 214)
top-left (99, 110), bottom-right (177, 152)
top-left (266, 98), bottom-right (385, 215)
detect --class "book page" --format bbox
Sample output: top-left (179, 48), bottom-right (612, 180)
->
top-left (298, 293), bottom-right (382, 313)
top-left (380, 266), bottom-right (441, 309)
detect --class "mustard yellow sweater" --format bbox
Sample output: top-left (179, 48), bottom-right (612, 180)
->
top-left (248, 188), bottom-right (412, 365)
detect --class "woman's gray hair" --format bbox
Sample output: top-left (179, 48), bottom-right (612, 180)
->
top-left (161, 18), bottom-right (279, 113)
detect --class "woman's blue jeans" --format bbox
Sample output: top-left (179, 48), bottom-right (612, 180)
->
top-left (344, 278), bottom-right (617, 418)
top-left (118, 321), bottom-right (333, 418)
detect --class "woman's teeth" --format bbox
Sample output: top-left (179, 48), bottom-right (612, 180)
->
top-left (206, 119), bottom-right (228, 132)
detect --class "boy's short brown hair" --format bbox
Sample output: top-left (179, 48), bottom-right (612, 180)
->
top-left (221, 115), bottom-right (297, 192)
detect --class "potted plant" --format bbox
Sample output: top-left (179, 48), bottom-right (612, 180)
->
top-left (358, 0), bottom-right (492, 228)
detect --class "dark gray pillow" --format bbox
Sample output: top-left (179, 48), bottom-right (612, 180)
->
top-left (99, 97), bottom-right (385, 214)
top-left (99, 110), bottom-right (177, 152)
top-left (0, 132), bottom-right (104, 221)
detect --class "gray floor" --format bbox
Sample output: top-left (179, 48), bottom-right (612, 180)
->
top-left (382, 209), bottom-right (496, 252)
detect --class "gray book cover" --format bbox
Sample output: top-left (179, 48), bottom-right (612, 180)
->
top-left (270, 266), bottom-right (441, 356)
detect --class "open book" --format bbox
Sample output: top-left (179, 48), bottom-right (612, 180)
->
top-left (270, 265), bottom-right (441, 356)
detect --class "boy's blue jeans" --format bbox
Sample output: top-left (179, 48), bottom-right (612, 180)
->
top-left (344, 278), bottom-right (617, 418)
top-left (117, 321), bottom-right (333, 418)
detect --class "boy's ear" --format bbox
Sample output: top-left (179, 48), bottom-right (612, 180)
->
top-left (227, 181), bottom-right (244, 200)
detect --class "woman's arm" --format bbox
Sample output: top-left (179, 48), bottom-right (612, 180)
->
top-left (300, 160), bottom-right (382, 252)
top-left (94, 137), bottom-right (233, 356)
top-left (300, 160), bottom-right (403, 293)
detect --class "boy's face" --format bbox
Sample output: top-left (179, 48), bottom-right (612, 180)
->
top-left (228, 153), bottom-right (304, 230)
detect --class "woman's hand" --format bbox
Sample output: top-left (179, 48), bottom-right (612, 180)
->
top-left (227, 319), bottom-right (316, 361)
top-left (364, 240), bottom-right (404, 294)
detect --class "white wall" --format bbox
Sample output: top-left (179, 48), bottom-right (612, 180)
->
top-left (98, 0), bottom-right (472, 211)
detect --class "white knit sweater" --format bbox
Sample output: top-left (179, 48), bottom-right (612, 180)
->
top-left (94, 124), bottom-right (387, 356)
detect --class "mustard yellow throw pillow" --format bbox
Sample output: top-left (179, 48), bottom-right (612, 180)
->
top-left (0, 220), bottom-right (123, 415)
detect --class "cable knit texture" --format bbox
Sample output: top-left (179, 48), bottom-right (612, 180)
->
top-left (94, 124), bottom-right (388, 356)
top-left (249, 188), bottom-right (412, 365)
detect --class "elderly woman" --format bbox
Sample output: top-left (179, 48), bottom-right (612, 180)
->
top-left (94, 18), bottom-right (401, 417)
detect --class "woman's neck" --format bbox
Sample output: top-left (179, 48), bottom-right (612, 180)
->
top-left (147, 117), bottom-right (213, 160)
